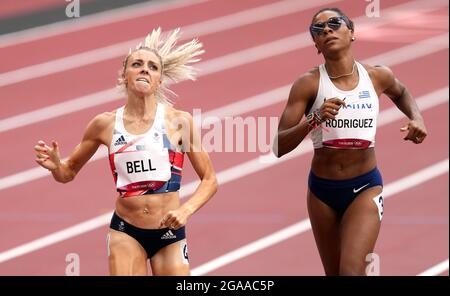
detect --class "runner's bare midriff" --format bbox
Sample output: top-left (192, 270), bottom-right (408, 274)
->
top-left (115, 192), bottom-right (180, 229)
top-left (311, 147), bottom-right (377, 180)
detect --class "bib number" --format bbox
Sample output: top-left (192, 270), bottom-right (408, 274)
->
top-left (372, 194), bottom-right (384, 221)
top-left (114, 150), bottom-right (171, 190)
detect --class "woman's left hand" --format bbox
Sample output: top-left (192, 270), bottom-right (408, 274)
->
top-left (400, 119), bottom-right (427, 144)
top-left (159, 207), bottom-right (192, 230)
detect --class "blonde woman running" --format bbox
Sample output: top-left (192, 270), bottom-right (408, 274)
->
top-left (34, 28), bottom-right (218, 276)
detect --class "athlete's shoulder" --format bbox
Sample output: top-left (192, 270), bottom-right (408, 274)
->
top-left (90, 111), bottom-right (115, 129)
top-left (294, 67), bottom-right (320, 85)
top-left (165, 105), bottom-right (193, 122)
top-left (163, 106), bottom-right (194, 149)
top-left (363, 64), bottom-right (394, 80)
top-left (363, 64), bottom-right (396, 90)
top-left (85, 111), bottom-right (115, 137)
top-left (289, 67), bottom-right (320, 100)
top-left (80, 111), bottom-right (115, 144)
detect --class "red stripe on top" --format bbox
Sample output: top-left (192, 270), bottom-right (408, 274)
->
top-left (323, 139), bottom-right (372, 149)
top-left (118, 180), bottom-right (166, 193)
top-left (108, 153), bottom-right (117, 184)
top-left (169, 150), bottom-right (185, 169)
top-left (116, 136), bottom-right (144, 153)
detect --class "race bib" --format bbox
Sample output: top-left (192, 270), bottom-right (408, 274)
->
top-left (114, 149), bottom-right (171, 191)
top-left (320, 93), bottom-right (377, 148)
top-left (372, 194), bottom-right (384, 221)
top-left (180, 240), bottom-right (189, 265)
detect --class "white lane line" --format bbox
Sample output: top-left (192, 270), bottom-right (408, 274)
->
top-left (1, 0), bottom-right (446, 87)
top-left (193, 219), bottom-right (313, 276)
top-left (0, 0), bottom-right (209, 48)
top-left (417, 259), bottom-right (449, 276)
top-left (0, 88), bottom-right (119, 133)
top-left (0, 30), bottom-right (447, 133)
top-left (363, 33), bottom-right (449, 67)
top-left (0, 0), bottom-right (342, 86)
top-left (0, 88), bottom-right (447, 264)
top-left (191, 159), bottom-right (449, 275)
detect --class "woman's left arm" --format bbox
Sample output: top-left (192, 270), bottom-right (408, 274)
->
top-left (374, 65), bottom-right (427, 144)
top-left (160, 112), bottom-right (218, 230)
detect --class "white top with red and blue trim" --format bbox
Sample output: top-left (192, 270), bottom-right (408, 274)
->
top-left (108, 103), bottom-right (184, 197)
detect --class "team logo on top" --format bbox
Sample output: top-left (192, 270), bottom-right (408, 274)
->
top-left (342, 93), bottom-right (373, 110)
top-left (114, 135), bottom-right (127, 146)
top-left (359, 90), bottom-right (370, 99)
top-left (153, 132), bottom-right (160, 142)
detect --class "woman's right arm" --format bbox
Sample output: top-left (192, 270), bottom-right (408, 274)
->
top-left (34, 113), bottom-right (111, 183)
top-left (274, 72), bottom-right (345, 158)
top-left (274, 73), bottom-right (316, 158)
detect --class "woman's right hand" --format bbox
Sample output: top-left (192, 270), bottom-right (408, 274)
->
top-left (34, 140), bottom-right (61, 171)
top-left (318, 97), bottom-right (346, 121)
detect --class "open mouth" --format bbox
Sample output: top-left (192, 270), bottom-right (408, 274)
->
top-left (136, 77), bottom-right (150, 84)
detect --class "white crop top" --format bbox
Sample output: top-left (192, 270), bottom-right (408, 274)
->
top-left (108, 103), bottom-right (184, 197)
top-left (309, 61), bottom-right (379, 149)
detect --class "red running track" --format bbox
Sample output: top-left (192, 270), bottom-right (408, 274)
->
top-left (0, 0), bottom-right (448, 275)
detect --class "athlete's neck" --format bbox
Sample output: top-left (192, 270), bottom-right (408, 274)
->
top-left (125, 92), bottom-right (158, 119)
top-left (324, 53), bottom-right (355, 79)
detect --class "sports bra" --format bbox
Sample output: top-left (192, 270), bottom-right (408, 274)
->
top-left (308, 61), bottom-right (379, 149)
top-left (108, 103), bottom-right (184, 197)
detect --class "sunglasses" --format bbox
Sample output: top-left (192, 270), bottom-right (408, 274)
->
top-left (309, 16), bottom-right (348, 36)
